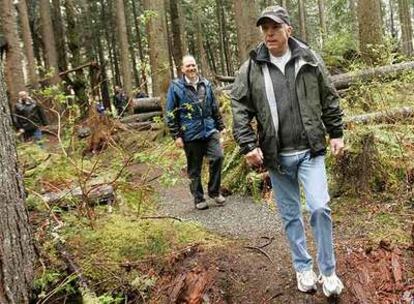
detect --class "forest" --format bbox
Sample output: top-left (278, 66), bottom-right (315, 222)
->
top-left (0, 0), bottom-right (414, 303)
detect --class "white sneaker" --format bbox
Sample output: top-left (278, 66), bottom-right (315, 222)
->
top-left (319, 273), bottom-right (344, 297)
top-left (296, 270), bottom-right (318, 292)
top-left (213, 194), bottom-right (226, 205)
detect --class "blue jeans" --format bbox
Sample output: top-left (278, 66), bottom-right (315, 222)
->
top-left (268, 150), bottom-right (335, 276)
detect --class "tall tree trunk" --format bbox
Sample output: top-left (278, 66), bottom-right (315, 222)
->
top-left (358, 0), bottom-right (384, 64)
top-left (125, 0), bottom-right (140, 88)
top-left (389, 0), bottom-right (397, 37)
top-left (193, 5), bottom-right (212, 78)
top-left (0, 60), bottom-right (35, 304)
top-left (143, 0), bottom-right (171, 97)
top-left (216, 0), bottom-right (226, 75)
top-left (51, 0), bottom-right (68, 72)
top-left (16, 0), bottom-right (39, 89)
top-left (0, 0), bottom-right (26, 103)
top-left (398, 0), bottom-right (413, 56)
top-left (219, 3), bottom-right (233, 75)
top-left (169, 0), bottom-right (186, 75)
top-left (349, 0), bottom-right (359, 48)
top-left (298, 0), bottom-right (308, 41)
top-left (233, 0), bottom-right (261, 63)
top-left (115, 0), bottom-right (133, 97)
top-left (39, 0), bottom-right (60, 84)
top-left (131, 0), bottom-right (149, 93)
top-left (317, 0), bottom-right (327, 47)
top-left (165, 0), bottom-right (175, 78)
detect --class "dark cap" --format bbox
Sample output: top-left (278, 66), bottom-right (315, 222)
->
top-left (256, 6), bottom-right (290, 27)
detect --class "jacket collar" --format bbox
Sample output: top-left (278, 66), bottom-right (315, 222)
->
top-left (250, 37), bottom-right (316, 65)
top-left (179, 75), bottom-right (208, 87)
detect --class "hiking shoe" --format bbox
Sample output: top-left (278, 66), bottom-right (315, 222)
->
top-left (296, 270), bottom-right (318, 293)
top-left (195, 201), bottom-right (209, 210)
top-left (213, 194), bottom-right (226, 205)
top-left (319, 273), bottom-right (344, 297)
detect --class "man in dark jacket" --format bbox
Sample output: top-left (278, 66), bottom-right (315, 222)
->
top-left (113, 86), bottom-right (128, 117)
top-left (166, 55), bottom-right (226, 210)
top-left (14, 91), bottom-right (47, 142)
top-left (231, 6), bottom-right (344, 297)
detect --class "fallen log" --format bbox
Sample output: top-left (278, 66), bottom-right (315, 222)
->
top-left (120, 111), bottom-right (163, 124)
top-left (345, 106), bottom-right (414, 128)
top-left (332, 61), bottom-right (414, 90)
top-left (131, 97), bottom-right (162, 113)
top-left (214, 61), bottom-right (414, 90)
top-left (42, 184), bottom-right (115, 205)
top-left (125, 122), bottom-right (163, 131)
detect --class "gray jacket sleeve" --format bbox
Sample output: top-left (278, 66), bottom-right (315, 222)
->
top-left (230, 60), bottom-right (258, 154)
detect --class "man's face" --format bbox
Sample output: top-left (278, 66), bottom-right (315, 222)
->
top-left (181, 57), bottom-right (198, 80)
top-left (260, 19), bottom-right (292, 56)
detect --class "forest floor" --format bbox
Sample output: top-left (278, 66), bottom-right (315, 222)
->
top-left (126, 162), bottom-right (414, 304)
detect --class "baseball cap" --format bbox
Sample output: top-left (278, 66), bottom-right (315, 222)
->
top-left (256, 5), bottom-right (290, 27)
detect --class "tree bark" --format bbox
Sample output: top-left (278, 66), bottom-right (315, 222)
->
top-left (232, 0), bottom-right (261, 63)
top-left (0, 60), bottom-right (35, 304)
top-left (357, 0), bottom-right (384, 64)
top-left (0, 0), bottom-right (26, 103)
top-left (169, 0), bottom-right (186, 75)
top-left (51, 0), bottom-right (68, 72)
top-left (125, 0), bottom-right (140, 88)
top-left (317, 0), bottom-right (327, 47)
top-left (39, 0), bottom-right (60, 84)
top-left (131, 97), bottom-right (161, 112)
top-left (115, 0), bottom-right (133, 97)
top-left (16, 0), bottom-right (39, 89)
top-left (398, 0), bottom-right (413, 56)
top-left (143, 0), bottom-right (171, 97)
top-left (131, 0), bottom-right (149, 93)
top-left (345, 106), bottom-right (414, 127)
top-left (193, 5), bottom-right (213, 79)
top-left (298, 0), bottom-right (308, 42)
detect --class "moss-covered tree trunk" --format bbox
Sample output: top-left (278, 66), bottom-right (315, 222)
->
top-left (232, 0), bottom-right (260, 64)
top-left (358, 0), bottom-right (384, 64)
top-left (143, 0), bottom-right (171, 97)
top-left (0, 60), bottom-right (35, 304)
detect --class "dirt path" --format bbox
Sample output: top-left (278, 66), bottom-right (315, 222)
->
top-left (156, 179), bottom-right (352, 304)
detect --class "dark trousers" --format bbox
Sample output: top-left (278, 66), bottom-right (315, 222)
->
top-left (183, 132), bottom-right (224, 204)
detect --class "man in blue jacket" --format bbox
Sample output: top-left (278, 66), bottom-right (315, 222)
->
top-left (166, 55), bottom-right (226, 210)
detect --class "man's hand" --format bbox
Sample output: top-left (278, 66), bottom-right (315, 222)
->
top-left (330, 138), bottom-right (344, 156)
top-left (175, 137), bottom-right (184, 148)
top-left (245, 148), bottom-right (263, 167)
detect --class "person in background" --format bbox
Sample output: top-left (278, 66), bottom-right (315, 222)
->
top-left (113, 86), bottom-right (128, 117)
top-left (165, 55), bottom-right (226, 210)
top-left (231, 5), bottom-right (345, 298)
top-left (14, 91), bottom-right (47, 143)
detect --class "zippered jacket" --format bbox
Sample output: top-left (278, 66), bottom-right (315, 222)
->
top-left (14, 98), bottom-right (47, 131)
top-left (165, 76), bottom-right (225, 142)
top-left (231, 38), bottom-right (343, 170)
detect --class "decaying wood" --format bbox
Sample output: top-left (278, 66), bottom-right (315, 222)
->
top-left (332, 61), bottom-right (414, 89)
top-left (345, 106), bottom-right (414, 127)
top-left (214, 61), bottom-right (414, 90)
top-left (131, 97), bottom-right (162, 112)
top-left (120, 111), bottom-right (163, 123)
top-left (42, 184), bottom-right (115, 205)
top-left (345, 243), bottom-right (410, 304)
top-left (169, 266), bottom-right (214, 304)
top-left (123, 121), bottom-right (163, 131)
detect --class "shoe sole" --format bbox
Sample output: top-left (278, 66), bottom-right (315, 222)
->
top-left (298, 284), bottom-right (317, 293)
